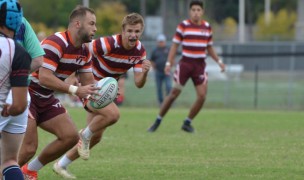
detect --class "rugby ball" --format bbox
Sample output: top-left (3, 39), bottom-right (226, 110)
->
top-left (89, 77), bottom-right (118, 109)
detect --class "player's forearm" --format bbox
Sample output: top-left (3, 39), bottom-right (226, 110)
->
top-left (39, 72), bottom-right (71, 94)
top-left (166, 43), bottom-right (178, 66)
top-left (207, 46), bottom-right (221, 63)
top-left (134, 72), bottom-right (148, 88)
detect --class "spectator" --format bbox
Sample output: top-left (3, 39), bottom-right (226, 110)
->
top-left (150, 34), bottom-right (172, 105)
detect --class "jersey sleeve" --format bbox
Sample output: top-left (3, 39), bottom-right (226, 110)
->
top-left (10, 43), bottom-right (31, 87)
top-left (172, 22), bottom-right (185, 44)
top-left (41, 35), bottom-right (64, 72)
top-left (206, 22), bottom-right (213, 46)
top-left (22, 18), bottom-right (45, 58)
top-left (133, 44), bottom-right (147, 72)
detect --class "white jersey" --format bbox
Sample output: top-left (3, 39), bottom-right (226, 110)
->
top-left (0, 37), bottom-right (15, 111)
top-left (0, 34), bottom-right (31, 112)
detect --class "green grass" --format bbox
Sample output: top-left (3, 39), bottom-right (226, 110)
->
top-left (36, 108), bottom-right (304, 180)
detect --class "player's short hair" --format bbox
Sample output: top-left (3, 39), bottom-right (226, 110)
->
top-left (121, 13), bottom-right (145, 30)
top-left (189, 0), bottom-right (204, 9)
top-left (69, 5), bottom-right (95, 23)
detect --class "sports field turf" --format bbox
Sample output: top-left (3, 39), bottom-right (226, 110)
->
top-left (36, 107), bottom-right (304, 180)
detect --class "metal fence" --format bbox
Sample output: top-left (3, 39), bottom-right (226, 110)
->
top-left (121, 41), bottom-right (304, 110)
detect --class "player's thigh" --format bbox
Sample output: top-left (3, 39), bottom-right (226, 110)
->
top-left (1, 131), bottom-right (24, 163)
top-left (87, 102), bottom-right (120, 122)
top-left (39, 113), bottom-right (78, 139)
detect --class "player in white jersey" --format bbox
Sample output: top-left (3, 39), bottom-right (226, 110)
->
top-left (0, 1), bottom-right (31, 179)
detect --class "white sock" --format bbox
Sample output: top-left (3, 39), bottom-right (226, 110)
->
top-left (157, 115), bottom-right (163, 121)
top-left (28, 157), bottom-right (43, 171)
top-left (58, 155), bottom-right (72, 169)
top-left (82, 127), bottom-right (93, 140)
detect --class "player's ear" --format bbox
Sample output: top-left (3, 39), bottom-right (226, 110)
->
top-left (75, 20), bottom-right (81, 28)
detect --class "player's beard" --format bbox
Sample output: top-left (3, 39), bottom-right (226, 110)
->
top-left (79, 28), bottom-right (92, 43)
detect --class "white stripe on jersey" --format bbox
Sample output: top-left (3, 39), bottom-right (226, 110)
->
top-left (183, 52), bottom-right (207, 59)
top-left (60, 58), bottom-right (87, 66)
top-left (133, 67), bottom-right (142, 72)
top-left (31, 89), bottom-right (53, 98)
top-left (181, 42), bottom-right (208, 47)
top-left (95, 60), bottom-right (120, 74)
top-left (42, 63), bottom-right (56, 72)
top-left (88, 42), bottom-right (94, 54)
top-left (55, 32), bottom-right (68, 47)
top-left (100, 38), bottom-right (109, 54)
top-left (103, 55), bottom-right (140, 65)
top-left (183, 31), bottom-right (211, 37)
top-left (136, 41), bottom-right (142, 50)
top-left (42, 44), bottom-right (62, 58)
top-left (113, 35), bottom-right (119, 48)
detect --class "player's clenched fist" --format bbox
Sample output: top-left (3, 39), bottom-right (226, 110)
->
top-left (142, 59), bottom-right (151, 72)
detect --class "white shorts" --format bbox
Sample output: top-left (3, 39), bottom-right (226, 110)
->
top-left (0, 90), bottom-right (31, 134)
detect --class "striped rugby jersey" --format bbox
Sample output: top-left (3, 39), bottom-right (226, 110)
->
top-left (30, 31), bottom-right (92, 96)
top-left (89, 34), bottom-right (146, 80)
top-left (173, 19), bottom-right (213, 61)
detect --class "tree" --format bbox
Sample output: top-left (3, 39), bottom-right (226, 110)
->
top-left (95, 2), bottom-right (128, 36)
top-left (22, 0), bottom-right (78, 28)
top-left (255, 9), bottom-right (296, 40)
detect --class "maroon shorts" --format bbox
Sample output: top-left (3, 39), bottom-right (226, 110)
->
top-left (174, 59), bottom-right (208, 86)
top-left (29, 92), bottom-right (67, 125)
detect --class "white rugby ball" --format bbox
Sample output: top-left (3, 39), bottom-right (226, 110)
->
top-left (89, 77), bottom-right (118, 109)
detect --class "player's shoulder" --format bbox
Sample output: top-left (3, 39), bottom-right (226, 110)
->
top-left (44, 31), bottom-right (69, 49)
top-left (202, 20), bottom-right (211, 28)
top-left (180, 19), bottom-right (191, 26)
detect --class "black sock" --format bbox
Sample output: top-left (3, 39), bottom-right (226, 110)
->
top-left (3, 165), bottom-right (24, 180)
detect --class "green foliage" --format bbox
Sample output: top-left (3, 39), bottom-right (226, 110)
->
top-left (22, 0), bottom-right (79, 28)
top-left (255, 9), bottom-right (296, 41)
top-left (223, 17), bottom-right (237, 37)
top-left (95, 2), bottom-right (128, 36)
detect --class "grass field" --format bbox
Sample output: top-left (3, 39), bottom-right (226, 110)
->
top-left (35, 107), bottom-right (304, 180)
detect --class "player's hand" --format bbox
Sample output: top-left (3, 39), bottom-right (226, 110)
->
top-left (164, 65), bottom-right (171, 75)
top-left (142, 60), bottom-right (151, 73)
top-left (76, 84), bottom-right (100, 99)
top-left (219, 62), bottom-right (226, 72)
top-left (1, 104), bottom-right (10, 117)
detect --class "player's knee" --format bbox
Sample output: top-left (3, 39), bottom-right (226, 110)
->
top-left (197, 93), bottom-right (206, 102)
top-left (60, 131), bottom-right (79, 147)
top-left (20, 143), bottom-right (37, 159)
top-left (107, 113), bottom-right (120, 125)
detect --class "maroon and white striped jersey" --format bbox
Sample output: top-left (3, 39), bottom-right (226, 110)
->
top-left (173, 19), bottom-right (213, 61)
top-left (89, 34), bottom-right (146, 80)
top-left (30, 31), bottom-right (93, 96)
